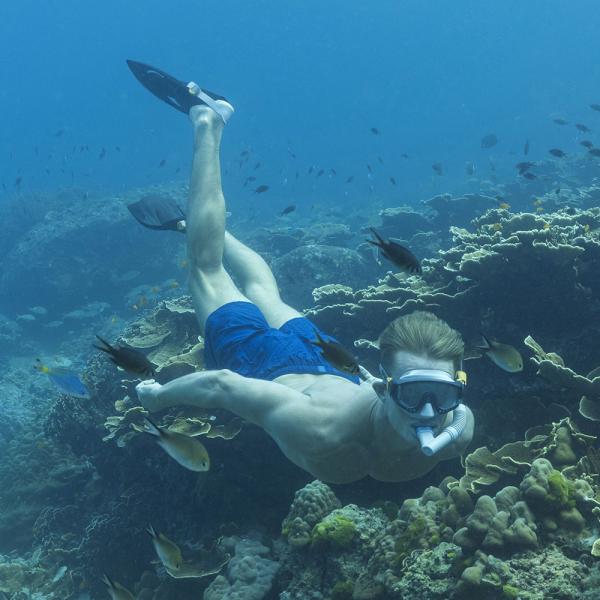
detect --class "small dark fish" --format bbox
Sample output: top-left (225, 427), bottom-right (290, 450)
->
top-left (240, 150), bottom-right (250, 157)
top-left (254, 162), bottom-right (261, 170)
top-left (515, 161), bottom-right (535, 173)
top-left (99, 148), bottom-right (106, 160)
top-left (378, 155), bottom-right (384, 165)
top-left (307, 166), bottom-right (314, 175)
top-left (316, 169), bottom-right (324, 177)
top-left (552, 117), bottom-right (568, 125)
top-left (330, 168), bottom-right (337, 176)
top-left (575, 123), bottom-right (591, 133)
top-left (522, 172), bottom-right (537, 180)
top-left (389, 176), bottom-right (397, 185)
top-left (159, 159), bottom-right (166, 167)
top-left (555, 188), bottom-right (561, 195)
top-left (280, 204), bottom-right (296, 216)
top-left (366, 164), bottom-right (372, 174)
top-left (295, 170), bottom-right (299, 179)
top-left (432, 162), bottom-right (443, 176)
top-left (115, 146), bottom-right (121, 152)
top-left (549, 148), bottom-right (566, 158)
top-left (175, 167), bottom-right (181, 174)
top-left (254, 185), bottom-right (269, 193)
top-left (370, 127), bottom-right (380, 135)
top-left (580, 140), bottom-right (594, 149)
top-left (401, 153), bottom-right (409, 159)
top-left (54, 129), bottom-right (65, 137)
top-left (589, 148), bottom-right (600, 157)
top-left (311, 330), bottom-right (359, 376)
top-left (243, 175), bottom-right (257, 187)
top-left (34, 146), bottom-right (39, 155)
top-left (524, 140), bottom-right (530, 155)
top-left (367, 228), bottom-right (421, 274)
top-left (94, 335), bottom-right (155, 377)
top-left (590, 104), bottom-right (600, 112)
top-left (465, 161), bottom-right (475, 176)
top-left (15, 176), bottom-right (22, 187)
top-left (480, 133), bottom-right (498, 149)
top-left (287, 148), bottom-right (296, 159)
top-left (346, 176), bottom-right (354, 183)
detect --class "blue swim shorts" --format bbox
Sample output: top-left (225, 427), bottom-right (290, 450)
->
top-left (204, 301), bottom-right (360, 384)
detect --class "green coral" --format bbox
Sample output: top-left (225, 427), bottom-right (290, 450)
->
top-left (311, 513), bottom-right (357, 549)
top-left (547, 470), bottom-right (575, 510)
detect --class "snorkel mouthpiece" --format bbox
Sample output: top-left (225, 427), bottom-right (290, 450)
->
top-left (415, 404), bottom-right (468, 456)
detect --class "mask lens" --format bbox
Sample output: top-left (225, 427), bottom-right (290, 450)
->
top-left (391, 381), bottom-right (462, 413)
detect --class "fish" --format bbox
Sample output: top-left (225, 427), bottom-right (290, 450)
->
top-left (15, 176), bottom-right (22, 187)
top-left (34, 360), bottom-right (90, 399)
top-left (522, 172), bottom-right (537, 180)
top-left (316, 169), bottom-right (324, 177)
top-left (345, 176), bottom-right (354, 183)
top-left (465, 161), bottom-right (475, 176)
top-left (330, 168), bottom-right (337, 176)
top-left (254, 162), bottom-right (261, 170)
top-left (575, 123), bottom-right (591, 132)
top-left (552, 117), bottom-right (568, 125)
top-left (253, 185), bottom-right (269, 194)
top-left (54, 129), bottom-right (65, 137)
top-left (287, 148), bottom-right (296, 158)
top-left (243, 176), bottom-right (256, 187)
top-left (143, 417), bottom-right (210, 472)
top-left (389, 176), bottom-right (397, 185)
top-left (366, 164), bottom-right (372, 174)
top-left (311, 330), bottom-right (359, 376)
top-left (378, 156), bottom-right (384, 165)
top-left (524, 140), bottom-right (530, 155)
top-left (580, 140), bottom-right (594, 149)
top-left (370, 127), bottom-right (380, 135)
top-left (515, 161), bottom-right (535, 173)
top-left (159, 159), bottom-right (166, 167)
top-left (101, 574), bottom-right (136, 600)
top-left (99, 148), bottom-right (106, 159)
top-left (93, 335), bottom-right (156, 377)
top-left (548, 148), bottom-right (566, 158)
top-left (589, 148), bottom-right (600, 157)
top-left (591, 104), bottom-right (600, 112)
top-left (401, 153), bottom-right (409, 159)
top-left (367, 228), bottom-right (421, 274)
top-left (477, 335), bottom-right (523, 373)
top-left (480, 133), bottom-right (498, 149)
top-left (431, 162), bottom-right (443, 176)
top-left (146, 524), bottom-right (184, 572)
top-left (280, 204), bottom-right (296, 216)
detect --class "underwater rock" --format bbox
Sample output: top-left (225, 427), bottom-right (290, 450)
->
top-left (0, 185), bottom-right (186, 315)
top-left (203, 536), bottom-right (279, 600)
top-left (273, 244), bottom-right (371, 308)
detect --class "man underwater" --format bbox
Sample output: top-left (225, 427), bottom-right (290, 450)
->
top-left (133, 67), bottom-right (474, 484)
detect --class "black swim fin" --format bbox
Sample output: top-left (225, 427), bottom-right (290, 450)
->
top-left (126, 59), bottom-right (227, 114)
top-left (127, 195), bottom-right (186, 232)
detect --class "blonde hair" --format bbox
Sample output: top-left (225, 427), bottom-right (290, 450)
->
top-left (378, 311), bottom-right (464, 370)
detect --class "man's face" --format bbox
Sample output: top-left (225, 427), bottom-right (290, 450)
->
top-left (378, 350), bottom-right (455, 433)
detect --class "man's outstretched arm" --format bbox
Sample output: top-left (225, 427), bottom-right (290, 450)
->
top-left (136, 370), bottom-right (308, 427)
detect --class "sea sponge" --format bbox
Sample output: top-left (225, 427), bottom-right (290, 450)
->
top-left (311, 512), bottom-right (357, 549)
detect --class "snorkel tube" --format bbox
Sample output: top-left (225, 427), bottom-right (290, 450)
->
top-left (415, 404), bottom-right (468, 456)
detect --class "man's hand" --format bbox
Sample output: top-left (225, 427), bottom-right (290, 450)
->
top-left (136, 379), bottom-right (164, 412)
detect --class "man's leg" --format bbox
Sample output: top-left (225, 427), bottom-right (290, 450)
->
top-left (186, 104), bottom-right (249, 335)
top-left (223, 232), bottom-right (302, 329)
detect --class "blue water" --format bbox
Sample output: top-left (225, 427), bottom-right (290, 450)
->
top-left (2, 0), bottom-right (600, 212)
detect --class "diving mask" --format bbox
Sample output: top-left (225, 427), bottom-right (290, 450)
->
top-left (380, 367), bottom-right (466, 414)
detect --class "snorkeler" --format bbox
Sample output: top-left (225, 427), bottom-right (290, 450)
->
top-left (129, 61), bottom-right (474, 483)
